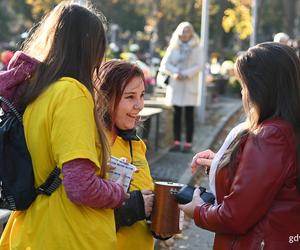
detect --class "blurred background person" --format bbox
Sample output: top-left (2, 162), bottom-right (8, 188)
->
top-left (273, 32), bottom-right (290, 45)
top-left (291, 38), bottom-right (300, 57)
top-left (159, 22), bottom-right (201, 153)
top-left (0, 50), bottom-right (14, 70)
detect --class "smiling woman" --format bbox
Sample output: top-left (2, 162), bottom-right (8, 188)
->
top-left (114, 76), bottom-right (145, 130)
top-left (97, 60), bottom-right (145, 132)
top-left (96, 59), bottom-right (172, 250)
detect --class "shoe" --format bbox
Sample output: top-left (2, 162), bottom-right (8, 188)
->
top-left (182, 143), bottom-right (192, 153)
top-left (169, 144), bottom-right (181, 152)
top-left (169, 141), bottom-right (181, 152)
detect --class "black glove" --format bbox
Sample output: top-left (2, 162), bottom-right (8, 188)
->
top-left (175, 185), bottom-right (215, 205)
top-left (114, 190), bottom-right (145, 231)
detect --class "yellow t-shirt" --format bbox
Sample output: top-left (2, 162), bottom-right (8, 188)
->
top-left (0, 77), bottom-right (116, 250)
top-left (110, 135), bottom-right (155, 250)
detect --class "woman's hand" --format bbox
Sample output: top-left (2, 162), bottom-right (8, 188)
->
top-left (174, 73), bottom-right (186, 80)
top-left (178, 188), bottom-right (204, 218)
top-left (142, 190), bottom-right (154, 217)
top-left (191, 149), bottom-right (215, 174)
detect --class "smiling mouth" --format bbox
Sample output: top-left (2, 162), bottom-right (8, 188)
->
top-left (127, 114), bottom-right (138, 119)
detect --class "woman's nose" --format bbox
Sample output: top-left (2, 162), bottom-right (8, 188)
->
top-left (134, 99), bottom-right (144, 110)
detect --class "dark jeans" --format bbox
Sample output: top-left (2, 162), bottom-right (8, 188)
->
top-left (173, 106), bottom-right (194, 143)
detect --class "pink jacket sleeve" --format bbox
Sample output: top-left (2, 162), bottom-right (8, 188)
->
top-left (62, 159), bottom-right (125, 208)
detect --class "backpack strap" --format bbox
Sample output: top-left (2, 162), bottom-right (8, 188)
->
top-left (0, 96), bottom-right (22, 122)
top-left (37, 167), bottom-right (62, 196)
top-left (0, 95), bottom-right (61, 197)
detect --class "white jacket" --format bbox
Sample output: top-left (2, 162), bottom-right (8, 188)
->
top-left (160, 40), bottom-right (202, 107)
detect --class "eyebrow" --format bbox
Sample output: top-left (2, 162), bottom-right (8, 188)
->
top-left (124, 90), bottom-right (145, 95)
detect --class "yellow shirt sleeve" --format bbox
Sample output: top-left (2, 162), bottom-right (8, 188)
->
top-left (50, 80), bottom-right (101, 168)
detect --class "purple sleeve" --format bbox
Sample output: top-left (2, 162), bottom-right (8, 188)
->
top-left (62, 159), bottom-right (125, 208)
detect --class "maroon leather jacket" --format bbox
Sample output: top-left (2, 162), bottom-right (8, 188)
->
top-left (194, 118), bottom-right (300, 250)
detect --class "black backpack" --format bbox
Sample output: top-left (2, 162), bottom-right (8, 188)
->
top-left (0, 96), bottom-right (61, 210)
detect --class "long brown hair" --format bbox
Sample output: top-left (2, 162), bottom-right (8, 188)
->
top-left (224, 42), bottom-right (300, 191)
top-left (20, 1), bottom-right (109, 177)
top-left (96, 59), bottom-right (145, 130)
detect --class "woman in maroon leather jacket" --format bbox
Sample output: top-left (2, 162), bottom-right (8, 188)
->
top-left (179, 42), bottom-right (300, 250)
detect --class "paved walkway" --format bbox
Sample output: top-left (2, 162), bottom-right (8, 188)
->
top-left (149, 96), bottom-right (242, 183)
top-left (148, 96), bottom-right (243, 250)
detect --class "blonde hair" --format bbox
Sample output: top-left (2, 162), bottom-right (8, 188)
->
top-left (167, 22), bottom-right (200, 50)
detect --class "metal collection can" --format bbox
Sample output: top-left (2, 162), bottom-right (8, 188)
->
top-left (150, 181), bottom-right (184, 235)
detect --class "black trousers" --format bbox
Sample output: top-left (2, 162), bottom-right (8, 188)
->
top-left (173, 106), bottom-right (194, 143)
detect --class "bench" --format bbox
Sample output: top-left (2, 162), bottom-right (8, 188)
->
top-left (144, 97), bottom-right (170, 109)
top-left (140, 107), bottom-right (163, 151)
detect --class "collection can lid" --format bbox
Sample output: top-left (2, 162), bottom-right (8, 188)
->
top-left (154, 181), bottom-right (184, 187)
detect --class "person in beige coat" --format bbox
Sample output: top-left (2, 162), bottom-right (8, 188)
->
top-left (159, 22), bottom-right (202, 152)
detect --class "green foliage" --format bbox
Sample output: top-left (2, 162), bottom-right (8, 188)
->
top-left (0, 7), bottom-right (11, 41)
top-left (222, 0), bottom-right (252, 40)
top-left (25, 0), bottom-right (59, 17)
top-left (95, 0), bottom-right (146, 32)
top-left (11, 0), bottom-right (33, 20)
top-left (0, 0), bottom-right (33, 43)
top-left (258, 0), bottom-right (285, 40)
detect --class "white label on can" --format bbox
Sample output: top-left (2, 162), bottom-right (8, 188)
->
top-left (179, 210), bottom-right (184, 231)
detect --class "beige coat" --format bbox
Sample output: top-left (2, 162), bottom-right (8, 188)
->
top-left (160, 40), bottom-right (202, 107)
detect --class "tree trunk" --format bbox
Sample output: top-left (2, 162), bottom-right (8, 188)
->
top-left (283, 0), bottom-right (296, 37)
top-left (256, 0), bottom-right (265, 42)
top-left (214, 0), bottom-right (229, 54)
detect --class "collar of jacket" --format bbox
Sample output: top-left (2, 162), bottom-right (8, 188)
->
top-left (116, 127), bottom-right (140, 141)
top-left (0, 51), bottom-right (40, 111)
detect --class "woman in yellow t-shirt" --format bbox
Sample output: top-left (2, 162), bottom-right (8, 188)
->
top-left (0, 2), bottom-right (126, 250)
top-left (98, 60), bottom-right (171, 250)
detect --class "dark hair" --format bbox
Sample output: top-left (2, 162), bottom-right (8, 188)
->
top-left (236, 42), bottom-right (300, 128)
top-left (228, 42), bottom-right (300, 191)
top-left (20, 1), bottom-right (109, 177)
top-left (97, 59), bottom-right (145, 130)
